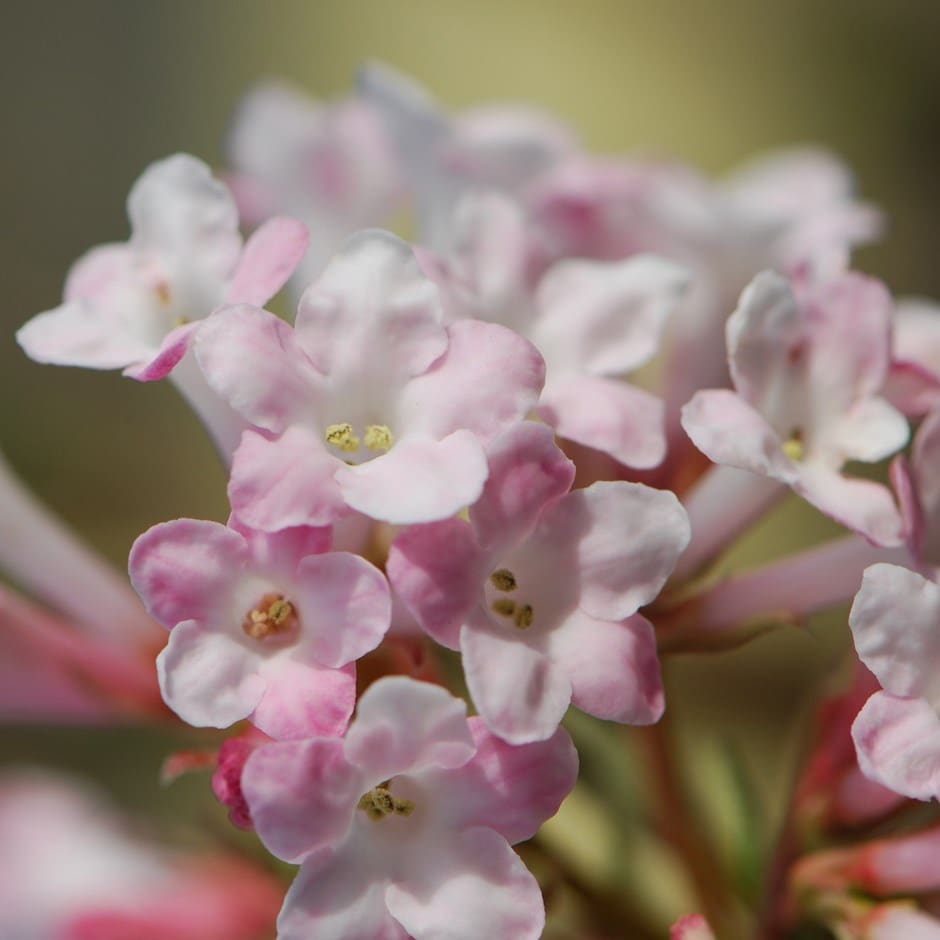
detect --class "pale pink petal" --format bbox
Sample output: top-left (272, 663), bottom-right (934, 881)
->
top-left (123, 321), bottom-right (199, 381)
top-left (157, 621), bottom-right (266, 728)
top-left (127, 153), bottom-right (241, 282)
top-left (531, 254), bottom-right (687, 377)
top-left (432, 718), bottom-right (578, 844)
top-left (885, 360), bottom-right (940, 418)
top-left (63, 243), bottom-right (134, 301)
top-left (401, 319), bottom-right (545, 441)
top-left (535, 482), bottom-right (690, 622)
top-left (670, 913), bottom-right (717, 940)
top-left (278, 846), bottom-right (407, 940)
top-left (224, 216), bottom-right (309, 306)
top-left (242, 739), bottom-right (359, 863)
top-left (849, 564), bottom-right (940, 703)
top-left (387, 518), bottom-right (488, 649)
top-left (852, 692), bottom-right (940, 801)
top-left (195, 305), bottom-right (319, 433)
top-left (234, 520), bottom-right (333, 571)
top-left (725, 271), bottom-right (803, 417)
top-left (538, 375), bottom-right (666, 469)
top-left (867, 906), bottom-right (940, 940)
top-left (894, 297), bottom-right (940, 383)
top-left (469, 422), bottom-right (574, 553)
top-left (796, 466), bottom-right (902, 547)
top-left (228, 428), bottom-right (346, 530)
top-left (386, 827), bottom-right (544, 940)
top-left (129, 519), bottom-right (246, 629)
top-left (681, 389), bottom-right (799, 483)
top-left (806, 274), bottom-right (895, 409)
top-left (451, 102), bottom-right (577, 187)
top-left (253, 659), bottom-right (355, 740)
top-left (461, 617), bottom-right (572, 744)
top-left (293, 552), bottom-right (391, 667)
top-left (831, 397), bottom-right (909, 464)
top-left (17, 300), bottom-right (154, 370)
top-left (343, 676), bottom-right (475, 782)
top-left (335, 431), bottom-right (488, 525)
top-left (294, 230), bottom-right (446, 380)
top-left (447, 192), bottom-right (531, 314)
top-left (550, 613), bottom-right (664, 724)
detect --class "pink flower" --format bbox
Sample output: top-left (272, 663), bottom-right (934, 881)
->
top-left (388, 422), bottom-right (690, 743)
top-left (196, 230), bottom-right (545, 527)
top-left (892, 403), bottom-right (940, 566)
top-left (670, 913), bottom-right (716, 940)
top-left (358, 62), bottom-right (576, 252)
top-left (17, 153), bottom-right (308, 381)
top-left (682, 271), bottom-right (909, 545)
top-left (0, 769), bottom-right (282, 940)
top-left (883, 298), bottom-right (940, 417)
top-left (241, 675), bottom-right (578, 940)
top-left (849, 563), bottom-right (940, 799)
top-left (227, 80), bottom-right (402, 287)
top-left (429, 192), bottom-right (689, 469)
top-left (130, 517), bottom-right (390, 739)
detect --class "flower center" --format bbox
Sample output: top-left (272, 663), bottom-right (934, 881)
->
top-left (489, 567), bottom-right (534, 629)
top-left (241, 593), bottom-right (299, 640)
top-left (324, 422), bottom-right (394, 457)
top-left (782, 428), bottom-right (804, 462)
top-left (357, 780), bottom-right (415, 820)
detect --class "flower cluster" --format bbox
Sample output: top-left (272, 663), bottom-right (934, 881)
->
top-left (11, 63), bottom-right (940, 939)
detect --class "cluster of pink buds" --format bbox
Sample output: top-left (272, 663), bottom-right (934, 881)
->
top-left (9, 63), bottom-right (940, 939)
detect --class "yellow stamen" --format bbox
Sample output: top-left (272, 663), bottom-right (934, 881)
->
top-left (325, 423), bottom-right (360, 453)
top-left (782, 432), bottom-right (804, 462)
top-left (492, 598), bottom-right (516, 618)
top-left (155, 282), bottom-right (171, 305)
top-left (357, 782), bottom-right (414, 820)
top-left (513, 604), bottom-right (534, 629)
top-left (363, 424), bottom-right (394, 452)
top-left (242, 593), bottom-right (298, 640)
top-left (490, 568), bottom-right (517, 592)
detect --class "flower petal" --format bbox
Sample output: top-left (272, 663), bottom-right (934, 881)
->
top-left (850, 564), bottom-right (940, 703)
top-left (228, 428), bottom-right (346, 530)
top-left (386, 827), bottom-right (544, 940)
top-left (462, 615), bottom-right (572, 744)
top-left (336, 430), bottom-right (488, 525)
top-left (293, 552), bottom-right (391, 667)
top-left (343, 676), bottom-right (475, 782)
top-left (129, 519), bottom-right (246, 629)
top-left (253, 659), bottom-right (356, 741)
top-left (157, 621), bottom-right (265, 729)
top-left (224, 216), bottom-right (309, 306)
top-left (549, 612), bottom-right (664, 724)
top-left (853, 691), bottom-right (940, 801)
top-left (538, 375), bottom-right (666, 469)
top-left (243, 739), bottom-right (359, 863)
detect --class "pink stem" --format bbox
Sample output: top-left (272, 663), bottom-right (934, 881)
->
top-left (674, 465), bottom-right (786, 580)
top-left (0, 451), bottom-right (160, 646)
top-left (691, 535), bottom-right (905, 637)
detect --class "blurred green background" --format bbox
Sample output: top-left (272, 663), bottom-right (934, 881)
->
top-left (3, 0), bottom-right (940, 933)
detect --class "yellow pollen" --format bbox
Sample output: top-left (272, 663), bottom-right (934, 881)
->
top-left (242, 593), bottom-right (298, 640)
top-left (325, 423), bottom-right (360, 453)
top-left (357, 782), bottom-right (415, 820)
top-left (490, 568), bottom-right (517, 592)
top-left (155, 282), bottom-right (171, 305)
top-left (492, 598), bottom-right (516, 618)
top-left (513, 604), bottom-right (535, 629)
top-left (363, 424), bottom-right (394, 452)
top-left (782, 432), bottom-right (804, 462)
